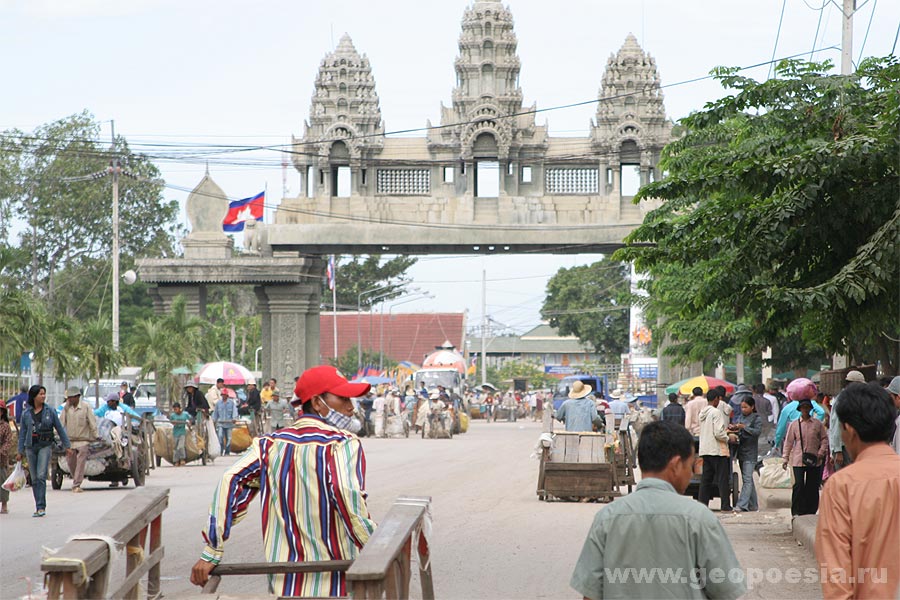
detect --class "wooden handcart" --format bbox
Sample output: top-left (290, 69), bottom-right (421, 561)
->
top-left (537, 412), bottom-right (631, 502)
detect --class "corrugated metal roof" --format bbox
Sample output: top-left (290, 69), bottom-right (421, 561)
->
top-left (320, 312), bottom-right (466, 363)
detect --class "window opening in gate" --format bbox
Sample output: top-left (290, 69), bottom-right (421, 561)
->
top-left (521, 166), bottom-right (533, 183)
top-left (333, 166), bottom-right (351, 197)
top-left (475, 161), bottom-right (500, 197)
top-left (621, 165), bottom-right (641, 196)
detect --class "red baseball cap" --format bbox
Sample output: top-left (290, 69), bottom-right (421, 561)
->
top-left (293, 365), bottom-right (371, 405)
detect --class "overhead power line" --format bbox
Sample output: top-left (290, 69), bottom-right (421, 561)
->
top-left (1, 45), bottom-right (841, 169)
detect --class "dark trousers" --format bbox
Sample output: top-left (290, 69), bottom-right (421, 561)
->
top-left (791, 466), bottom-right (823, 516)
top-left (698, 455), bottom-right (732, 510)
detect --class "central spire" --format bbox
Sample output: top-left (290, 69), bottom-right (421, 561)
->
top-left (451, 1), bottom-right (522, 115)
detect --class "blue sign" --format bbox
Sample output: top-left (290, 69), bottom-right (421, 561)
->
top-left (638, 367), bottom-right (658, 379)
top-left (544, 365), bottom-right (579, 375)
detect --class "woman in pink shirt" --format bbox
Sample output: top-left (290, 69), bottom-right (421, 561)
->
top-left (782, 398), bottom-right (829, 516)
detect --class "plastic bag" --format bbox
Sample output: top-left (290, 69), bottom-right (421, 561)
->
top-left (2, 461), bottom-right (27, 492)
top-left (206, 419), bottom-right (221, 459)
top-left (759, 457), bottom-right (792, 489)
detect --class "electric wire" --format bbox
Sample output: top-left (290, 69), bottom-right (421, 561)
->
top-left (810, 0), bottom-right (827, 61)
top-left (768, 0), bottom-right (789, 80)
top-left (1, 45), bottom-right (841, 168)
top-left (856, 0), bottom-right (878, 66)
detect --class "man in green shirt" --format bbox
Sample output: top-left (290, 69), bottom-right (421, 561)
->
top-left (571, 421), bottom-right (746, 599)
top-left (169, 402), bottom-right (191, 466)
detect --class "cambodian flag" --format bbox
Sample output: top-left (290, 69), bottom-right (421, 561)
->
top-left (222, 191), bottom-right (264, 232)
top-left (326, 255), bottom-right (336, 291)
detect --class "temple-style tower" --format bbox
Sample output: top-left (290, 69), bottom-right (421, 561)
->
top-left (428, 0), bottom-right (539, 160)
top-left (592, 34), bottom-right (672, 191)
top-left (292, 34), bottom-right (384, 201)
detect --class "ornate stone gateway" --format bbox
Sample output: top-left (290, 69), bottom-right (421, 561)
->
top-left (139, 0), bottom-right (677, 385)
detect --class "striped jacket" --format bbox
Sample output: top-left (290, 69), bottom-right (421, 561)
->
top-left (201, 414), bottom-right (376, 597)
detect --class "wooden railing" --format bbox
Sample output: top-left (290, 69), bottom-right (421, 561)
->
top-left (41, 486), bottom-right (169, 600)
top-left (203, 495), bottom-right (434, 599)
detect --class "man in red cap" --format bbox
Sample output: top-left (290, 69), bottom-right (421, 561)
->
top-left (191, 365), bottom-right (376, 597)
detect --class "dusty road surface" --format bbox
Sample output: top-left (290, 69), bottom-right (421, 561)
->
top-left (1, 419), bottom-right (820, 599)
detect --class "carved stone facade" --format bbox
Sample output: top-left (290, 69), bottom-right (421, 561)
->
top-left (278, 0), bottom-right (672, 233)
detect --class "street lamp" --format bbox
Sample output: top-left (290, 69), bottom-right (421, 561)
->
top-left (381, 290), bottom-right (433, 370)
top-left (357, 282), bottom-right (408, 371)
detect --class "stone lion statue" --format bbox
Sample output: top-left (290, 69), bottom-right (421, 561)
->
top-left (243, 218), bottom-right (261, 254)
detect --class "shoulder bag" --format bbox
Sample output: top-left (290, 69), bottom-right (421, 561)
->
top-left (798, 419), bottom-right (818, 467)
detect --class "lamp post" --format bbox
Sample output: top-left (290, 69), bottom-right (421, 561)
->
top-left (357, 283), bottom-right (411, 372)
top-left (383, 291), bottom-right (434, 369)
top-left (357, 283), bottom-right (399, 371)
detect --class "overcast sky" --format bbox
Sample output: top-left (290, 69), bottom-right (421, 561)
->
top-left (3, 0), bottom-right (897, 335)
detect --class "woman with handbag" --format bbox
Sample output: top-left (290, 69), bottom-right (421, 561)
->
top-left (15, 385), bottom-right (71, 517)
top-left (782, 398), bottom-right (829, 516)
top-left (0, 399), bottom-right (13, 514)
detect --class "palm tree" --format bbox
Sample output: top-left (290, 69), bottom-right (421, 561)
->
top-left (32, 314), bottom-right (83, 386)
top-left (81, 316), bottom-right (120, 403)
top-left (129, 295), bottom-right (205, 410)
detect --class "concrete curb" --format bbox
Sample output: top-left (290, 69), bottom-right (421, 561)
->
top-left (792, 515), bottom-right (819, 556)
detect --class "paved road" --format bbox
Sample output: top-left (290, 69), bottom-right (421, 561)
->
top-left (0, 420), bottom-right (820, 598)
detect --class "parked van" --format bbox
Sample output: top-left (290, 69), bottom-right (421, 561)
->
top-left (83, 380), bottom-right (123, 410)
top-left (551, 374), bottom-right (609, 411)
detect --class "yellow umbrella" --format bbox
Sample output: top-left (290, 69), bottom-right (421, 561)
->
top-left (668, 375), bottom-right (736, 396)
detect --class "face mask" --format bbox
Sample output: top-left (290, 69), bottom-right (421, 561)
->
top-left (320, 405), bottom-right (363, 434)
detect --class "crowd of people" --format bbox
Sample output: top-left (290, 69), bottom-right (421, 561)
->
top-left (4, 365), bottom-right (898, 598)
top-left (567, 371), bottom-right (900, 599)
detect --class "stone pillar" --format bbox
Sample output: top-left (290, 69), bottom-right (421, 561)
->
top-left (762, 347), bottom-right (773, 385)
top-left (656, 322), bottom-right (704, 404)
top-left (255, 278), bottom-right (323, 386)
top-left (146, 285), bottom-right (206, 318)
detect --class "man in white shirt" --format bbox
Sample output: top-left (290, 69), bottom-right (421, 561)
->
top-left (683, 387), bottom-right (707, 437)
top-left (206, 378), bottom-right (225, 409)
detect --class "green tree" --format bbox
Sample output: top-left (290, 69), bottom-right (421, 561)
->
top-left (0, 111), bottom-right (179, 297)
top-left (201, 287), bottom-right (260, 365)
top-left (496, 359), bottom-right (553, 389)
top-left (329, 255), bottom-right (418, 310)
top-left (0, 112), bottom-right (180, 373)
top-left (540, 258), bottom-right (631, 363)
top-left (81, 316), bottom-right (120, 402)
top-left (617, 57), bottom-right (900, 374)
top-left (129, 295), bottom-right (205, 409)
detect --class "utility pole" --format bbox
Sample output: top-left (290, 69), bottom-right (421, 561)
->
top-left (481, 269), bottom-right (487, 386)
top-left (841, 0), bottom-right (855, 75)
top-left (832, 0), bottom-right (855, 371)
top-left (111, 120), bottom-right (120, 352)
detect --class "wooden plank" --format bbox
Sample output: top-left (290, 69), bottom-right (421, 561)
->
top-left (148, 515), bottom-right (162, 599)
top-left (346, 496), bottom-right (429, 582)
top-left (577, 436), bottom-right (594, 464)
top-left (563, 434), bottom-right (580, 463)
top-left (108, 545), bottom-right (164, 600)
top-left (545, 462), bottom-right (613, 471)
top-left (124, 532), bottom-right (141, 600)
top-left (549, 436), bottom-right (565, 462)
top-left (211, 560), bottom-right (352, 576)
top-left (41, 487), bottom-right (170, 583)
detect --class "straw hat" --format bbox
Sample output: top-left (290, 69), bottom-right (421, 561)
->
top-left (568, 381), bottom-right (593, 399)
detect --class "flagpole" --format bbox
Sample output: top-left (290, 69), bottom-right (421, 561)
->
top-left (332, 255), bottom-right (338, 360)
top-left (264, 182), bottom-right (269, 225)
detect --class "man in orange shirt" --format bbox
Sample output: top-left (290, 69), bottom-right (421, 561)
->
top-left (815, 382), bottom-right (900, 599)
